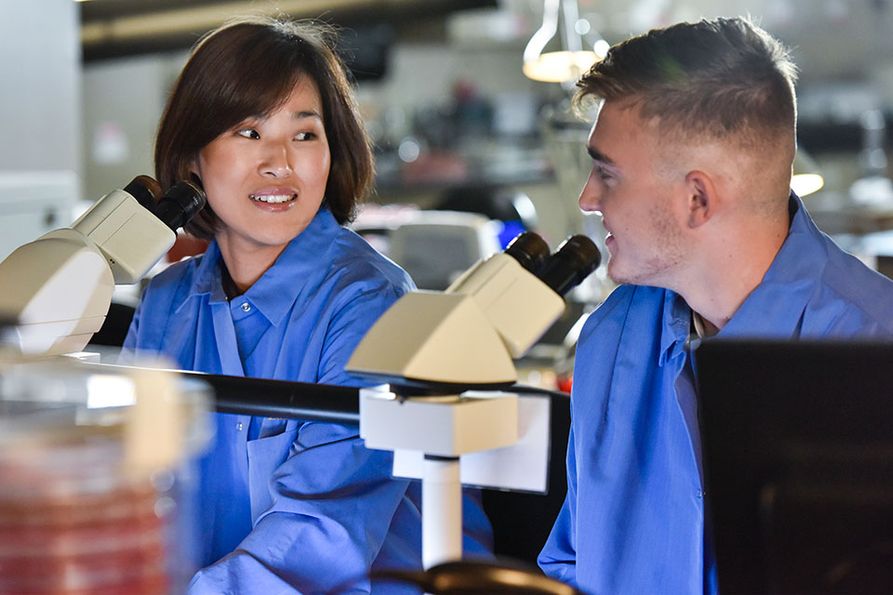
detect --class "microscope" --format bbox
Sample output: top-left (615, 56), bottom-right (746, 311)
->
top-left (347, 231), bottom-right (599, 571)
top-left (0, 176), bottom-right (205, 356)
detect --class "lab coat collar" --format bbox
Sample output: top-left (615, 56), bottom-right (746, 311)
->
top-left (659, 291), bottom-right (692, 367)
top-left (186, 242), bottom-right (225, 304)
top-left (243, 208), bottom-right (340, 327)
top-left (178, 207), bottom-right (341, 325)
top-left (659, 193), bottom-right (820, 362)
top-left (718, 193), bottom-right (822, 339)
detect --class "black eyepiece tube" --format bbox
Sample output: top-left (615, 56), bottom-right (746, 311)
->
top-left (152, 180), bottom-right (207, 231)
top-left (537, 235), bottom-right (601, 296)
top-left (504, 231), bottom-right (551, 274)
top-left (123, 175), bottom-right (162, 211)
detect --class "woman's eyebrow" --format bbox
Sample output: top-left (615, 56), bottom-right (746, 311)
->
top-left (292, 110), bottom-right (323, 121)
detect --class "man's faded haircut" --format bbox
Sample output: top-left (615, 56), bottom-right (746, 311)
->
top-left (575, 17), bottom-right (798, 148)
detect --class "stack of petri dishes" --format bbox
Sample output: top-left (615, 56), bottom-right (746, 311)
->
top-left (0, 358), bottom-right (209, 595)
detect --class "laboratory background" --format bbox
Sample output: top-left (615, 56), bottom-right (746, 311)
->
top-left (1, 0), bottom-right (893, 593)
top-left (7, 0), bottom-right (893, 377)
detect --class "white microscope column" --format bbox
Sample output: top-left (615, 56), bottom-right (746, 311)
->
top-left (423, 456), bottom-right (462, 568)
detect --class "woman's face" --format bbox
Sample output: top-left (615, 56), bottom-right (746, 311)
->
top-left (194, 76), bottom-right (331, 263)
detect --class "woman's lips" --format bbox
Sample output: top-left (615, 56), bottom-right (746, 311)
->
top-left (249, 193), bottom-right (296, 204)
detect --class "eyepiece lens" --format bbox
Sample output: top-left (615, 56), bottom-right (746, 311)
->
top-left (537, 234), bottom-right (601, 296)
top-left (124, 176), bottom-right (162, 210)
top-left (505, 231), bottom-right (550, 273)
top-left (152, 180), bottom-right (207, 231)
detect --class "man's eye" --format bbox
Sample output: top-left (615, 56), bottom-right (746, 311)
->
top-left (595, 165), bottom-right (612, 181)
top-left (237, 128), bottom-right (260, 140)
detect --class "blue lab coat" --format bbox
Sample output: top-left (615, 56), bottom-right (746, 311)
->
top-left (124, 207), bottom-right (493, 594)
top-left (539, 195), bottom-right (893, 594)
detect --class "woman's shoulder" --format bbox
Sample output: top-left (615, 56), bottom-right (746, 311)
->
top-left (329, 226), bottom-right (415, 293)
top-left (143, 254), bottom-right (206, 299)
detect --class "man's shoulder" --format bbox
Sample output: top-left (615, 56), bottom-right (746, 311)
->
top-left (815, 246), bottom-right (893, 333)
top-left (581, 284), bottom-right (666, 335)
top-left (575, 284), bottom-right (669, 363)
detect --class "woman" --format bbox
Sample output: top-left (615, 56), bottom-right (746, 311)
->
top-left (123, 17), bottom-right (493, 594)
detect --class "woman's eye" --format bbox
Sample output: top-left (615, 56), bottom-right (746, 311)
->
top-left (237, 128), bottom-right (260, 140)
top-left (294, 131), bottom-right (316, 141)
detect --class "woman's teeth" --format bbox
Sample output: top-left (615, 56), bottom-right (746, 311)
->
top-left (250, 194), bottom-right (295, 204)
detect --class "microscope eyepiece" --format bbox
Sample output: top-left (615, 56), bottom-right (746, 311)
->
top-left (152, 180), bottom-right (207, 232)
top-left (122, 176), bottom-right (206, 231)
top-left (123, 176), bottom-right (162, 211)
top-left (537, 235), bottom-right (601, 296)
top-left (504, 231), bottom-right (550, 274)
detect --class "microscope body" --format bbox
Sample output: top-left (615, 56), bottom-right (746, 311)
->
top-left (0, 180), bottom-right (203, 356)
top-left (347, 252), bottom-right (565, 387)
top-left (347, 232), bottom-right (599, 568)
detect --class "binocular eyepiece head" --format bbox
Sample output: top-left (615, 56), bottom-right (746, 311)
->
top-left (124, 176), bottom-right (207, 232)
top-left (505, 231), bottom-right (601, 296)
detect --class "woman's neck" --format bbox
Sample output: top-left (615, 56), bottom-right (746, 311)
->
top-left (216, 236), bottom-right (287, 297)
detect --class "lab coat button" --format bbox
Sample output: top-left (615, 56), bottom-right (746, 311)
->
top-left (241, 302), bottom-right (251, 312)
top-left (237, 422), bottom-right (244, 431)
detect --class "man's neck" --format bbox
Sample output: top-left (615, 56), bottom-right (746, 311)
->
top-left (680, 216), bottom-right (789, 332)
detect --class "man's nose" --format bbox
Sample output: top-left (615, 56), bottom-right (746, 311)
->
top-left (578, 173), bottom-right (603, 215)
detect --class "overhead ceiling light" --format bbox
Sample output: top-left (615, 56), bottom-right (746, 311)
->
top-left (523, 0), bottom-right (607, 83)
top-left (792, 147), bottom-right (825, 198)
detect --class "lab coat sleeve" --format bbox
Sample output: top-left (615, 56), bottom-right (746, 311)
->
top-left (188, 431), bottom-right (409, 594)
top-left (119, 285), bottom-right (165, 364)
top-left (316, 281), bottom-right (408, 388)
top-left (538, 422), bottom-right (579, 587)
top-left (189, 280), bottom-right (413, 594)
top-left (120, 261), bottom-right (190, 364)
top-left (118, 292), bottom-right (145, 362)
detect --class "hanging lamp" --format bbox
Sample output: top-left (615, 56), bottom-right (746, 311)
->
top-left (523, 0), bottom-right (607, 83)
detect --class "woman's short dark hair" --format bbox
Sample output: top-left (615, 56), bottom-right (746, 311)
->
top-left (575, 17), bottom-right (798, 148)
top-left (155, 17), bottom-right (373, 239)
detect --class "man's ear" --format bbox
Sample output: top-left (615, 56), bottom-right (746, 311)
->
top-left (683, 170), bottom-right (717, 229)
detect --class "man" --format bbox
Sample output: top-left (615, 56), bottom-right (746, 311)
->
top-left (538, 17), bottom-right (893, 594)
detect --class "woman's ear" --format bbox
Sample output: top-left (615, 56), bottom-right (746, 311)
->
top-left (683, 170), bottom-right (718, 229)
top-left (189, 171), bottom-right (204, 190)
top-left (186, 158), bottom-right (204, 188)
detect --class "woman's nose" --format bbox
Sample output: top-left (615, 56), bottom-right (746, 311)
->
top-left (259, 144), bottom-right (293, 178)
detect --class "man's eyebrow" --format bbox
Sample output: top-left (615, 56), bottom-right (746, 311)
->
top-left (587, 146), bottom-right (614, 165)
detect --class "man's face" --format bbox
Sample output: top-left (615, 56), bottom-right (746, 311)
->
top-left (579, 100), bottom-right (688, 288)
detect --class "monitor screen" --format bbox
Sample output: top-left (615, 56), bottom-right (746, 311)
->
top-left (695, 339), bottom-right (893, 594)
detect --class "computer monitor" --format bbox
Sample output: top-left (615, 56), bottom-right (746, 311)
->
top-left (695, 339), bottom-right (893, 594)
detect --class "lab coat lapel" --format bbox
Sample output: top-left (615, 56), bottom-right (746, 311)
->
top-left (209, 301), bottom-right (246, 377)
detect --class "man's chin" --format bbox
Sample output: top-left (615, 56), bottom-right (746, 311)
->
top-left (608, 267), bottom-right (650, 287)
top-left (606, 262), bottom-right (626, 285)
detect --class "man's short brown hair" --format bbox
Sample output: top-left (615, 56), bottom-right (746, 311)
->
top-left (576, 17), bottom-right (798, 148)
top-left (155, 17), bottom-right (373, 239)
